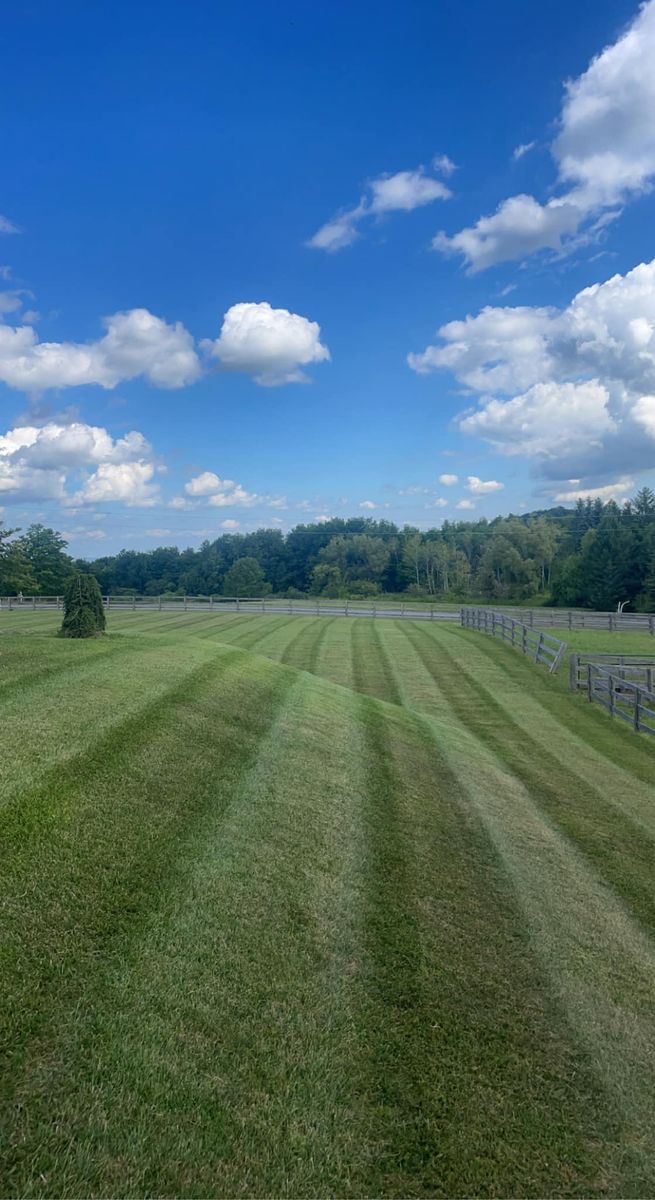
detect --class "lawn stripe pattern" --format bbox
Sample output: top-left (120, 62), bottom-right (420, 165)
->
top-left (2, 612), bottom-right (655, 1195)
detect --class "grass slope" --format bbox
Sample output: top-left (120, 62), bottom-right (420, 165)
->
top-left (2, 612), bottom-right (655, 1195)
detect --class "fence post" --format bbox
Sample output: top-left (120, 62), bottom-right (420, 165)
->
top-left (210, 595), bottom-right (214, 611)
top-left (316, 600), bottom-right (319, 616)
top-left (492, 611), bottom-right (496, 638)
top-left (373, 602), bottom-right (377, 618)
top-left (535, 632), bottom-right (543, 663)
top-left (568, 611), bottom-right (573, 630)
top-left (587, 663), bottom-right (593, 702)
top-left (609, 674), bottom-right (615, 717)
top-left (236, 596), bottom-right (240, 612)
top-left (159, 595), bottom-right (162, 611)
top-left (634, 686), bottom-right (641, 733)
top-left (430, 605), bottom-right (434, 620)
top-left (132, 596), bottom-right (136, 611)
top-left (401, 602), bottom-right (405, 617)
top-left (569, 653), bottom-right (578, 691)
top-left (183, 595), bottom-right (187, 612)
top-left (650, 615), bottom-right (654, 636)
top-left (345, 599), bottom-right (349, 617)
top-left (609, 612), bottom-right (614, 632)
top-left (522, 625), bottom-right (527, 655)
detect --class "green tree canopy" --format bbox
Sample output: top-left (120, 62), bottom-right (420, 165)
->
top-left (0, 523), bottom-right (37, 595)
top-left (223, 556), bottom-right (270, 597)
top-left (16, 524), bottom-right (73, 594)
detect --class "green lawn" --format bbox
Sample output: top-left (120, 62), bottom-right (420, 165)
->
top-left (544, 626), bottom-right (655, 658)
top-left (2, 611), bottom-right (655, 1196)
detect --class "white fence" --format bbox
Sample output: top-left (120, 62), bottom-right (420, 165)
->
top-left (461, 607), bottom-right (567, 673)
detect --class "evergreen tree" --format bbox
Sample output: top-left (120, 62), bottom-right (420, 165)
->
top-left (60, 572), bottom-right (106, 638)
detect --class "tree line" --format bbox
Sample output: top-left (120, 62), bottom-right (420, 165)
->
top-left (2, 488), bottom-right (655, 610)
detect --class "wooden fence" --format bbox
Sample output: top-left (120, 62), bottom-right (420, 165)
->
top-left (3, 594), bottom-right (655, 632)
top-left (581, 662), bottom-right (655, 735)
top-left (0, 594), bottom-right (457, 622)
top-left (461, 607), bottom-right (567, 673)
top-left (484, 607), bottom-right (655, 633)
top-left (569, 653), bottom-right (655, 692)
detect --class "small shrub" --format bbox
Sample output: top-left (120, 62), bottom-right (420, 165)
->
top-left (60, 572), bottom-right (106, 638)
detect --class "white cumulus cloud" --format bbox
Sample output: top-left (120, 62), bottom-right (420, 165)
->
top-left (71, 461), bottom-right (160, 507)
top-left (435, 1), bottom-right (655, 270)
top-left (409, 258), bottom-right (655, 483)
top-left (185, 471), bottom-right (224, 497)
top-left (0, 419), bottom-right (157, 505)
top-left (466, 476), bottom-right (504, 494)
top-left (0, 308), bottom-right (201, 392)
top-left (438, 473), bottom-right (459, 485)
top-left (204, 301), bottom-right (330, 385)
top-left (182, 470), bottom-right (260, 509)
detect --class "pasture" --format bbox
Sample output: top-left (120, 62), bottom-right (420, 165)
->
top-left (2, 610), bottom-right (655, 1197)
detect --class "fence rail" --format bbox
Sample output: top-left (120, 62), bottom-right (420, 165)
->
top-left (0, 594), bottom-right (458, 621)
top-left (483, 607), bottom-right (655, 633)
top-left (569, 653), bottom-right (655, 692)
top-left (2, 594), bottom-right (655, 632)
top-left (461, 607), bottom-right (567, 672)
top-left (583, 663), bottom-right (655, 735)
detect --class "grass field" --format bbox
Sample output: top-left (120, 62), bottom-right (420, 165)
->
top-left (2, 610), bottom-right (655, 1197)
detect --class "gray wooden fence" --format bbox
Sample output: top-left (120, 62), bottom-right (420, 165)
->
top-left (580, 662), bottom-right (655, 735)
top-left (569, 653), bottom-right (655, 692)
top-left (461, 607), bottom-right (567, 672)
top-left (480, 607), bottom-right (655, 633)
top-left (0, 594), bottom-right (457, 621)
top-left (3, 594), bottom-right (655, 632)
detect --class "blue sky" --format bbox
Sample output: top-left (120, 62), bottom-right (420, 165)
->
top-left (1, 0), bottom-right (654, 555)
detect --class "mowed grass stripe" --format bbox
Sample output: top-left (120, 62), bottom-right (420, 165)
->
top-left (449, 623), bottom-right (655, 787)
top-left (426, 622), bottom-right (655, 809)
top-left (351, 618), bottom-right (402, 705)
top-left (425, 713), bottom-right (655, 1195)
top-left (312, 617), bottom-right (357, 691)
top-left (353, 693), bottom-right (613, 1197)
top-left (279, 615), bottom-right (336, 671)
top-left (0, 638), bottom-right (227, 805)
top-left (2, 667), bottom-right (368, 1196)
top-left (214, 614), bottom-right (298, 653)
top-left (371, 623), bottom-right (655, 1191)
top-left (0, 649), bottom-right (297, 1153)
top-left (1, 657), bottom-right (616, 1198)
top-left (399, 621), bottom-right (655, 935)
